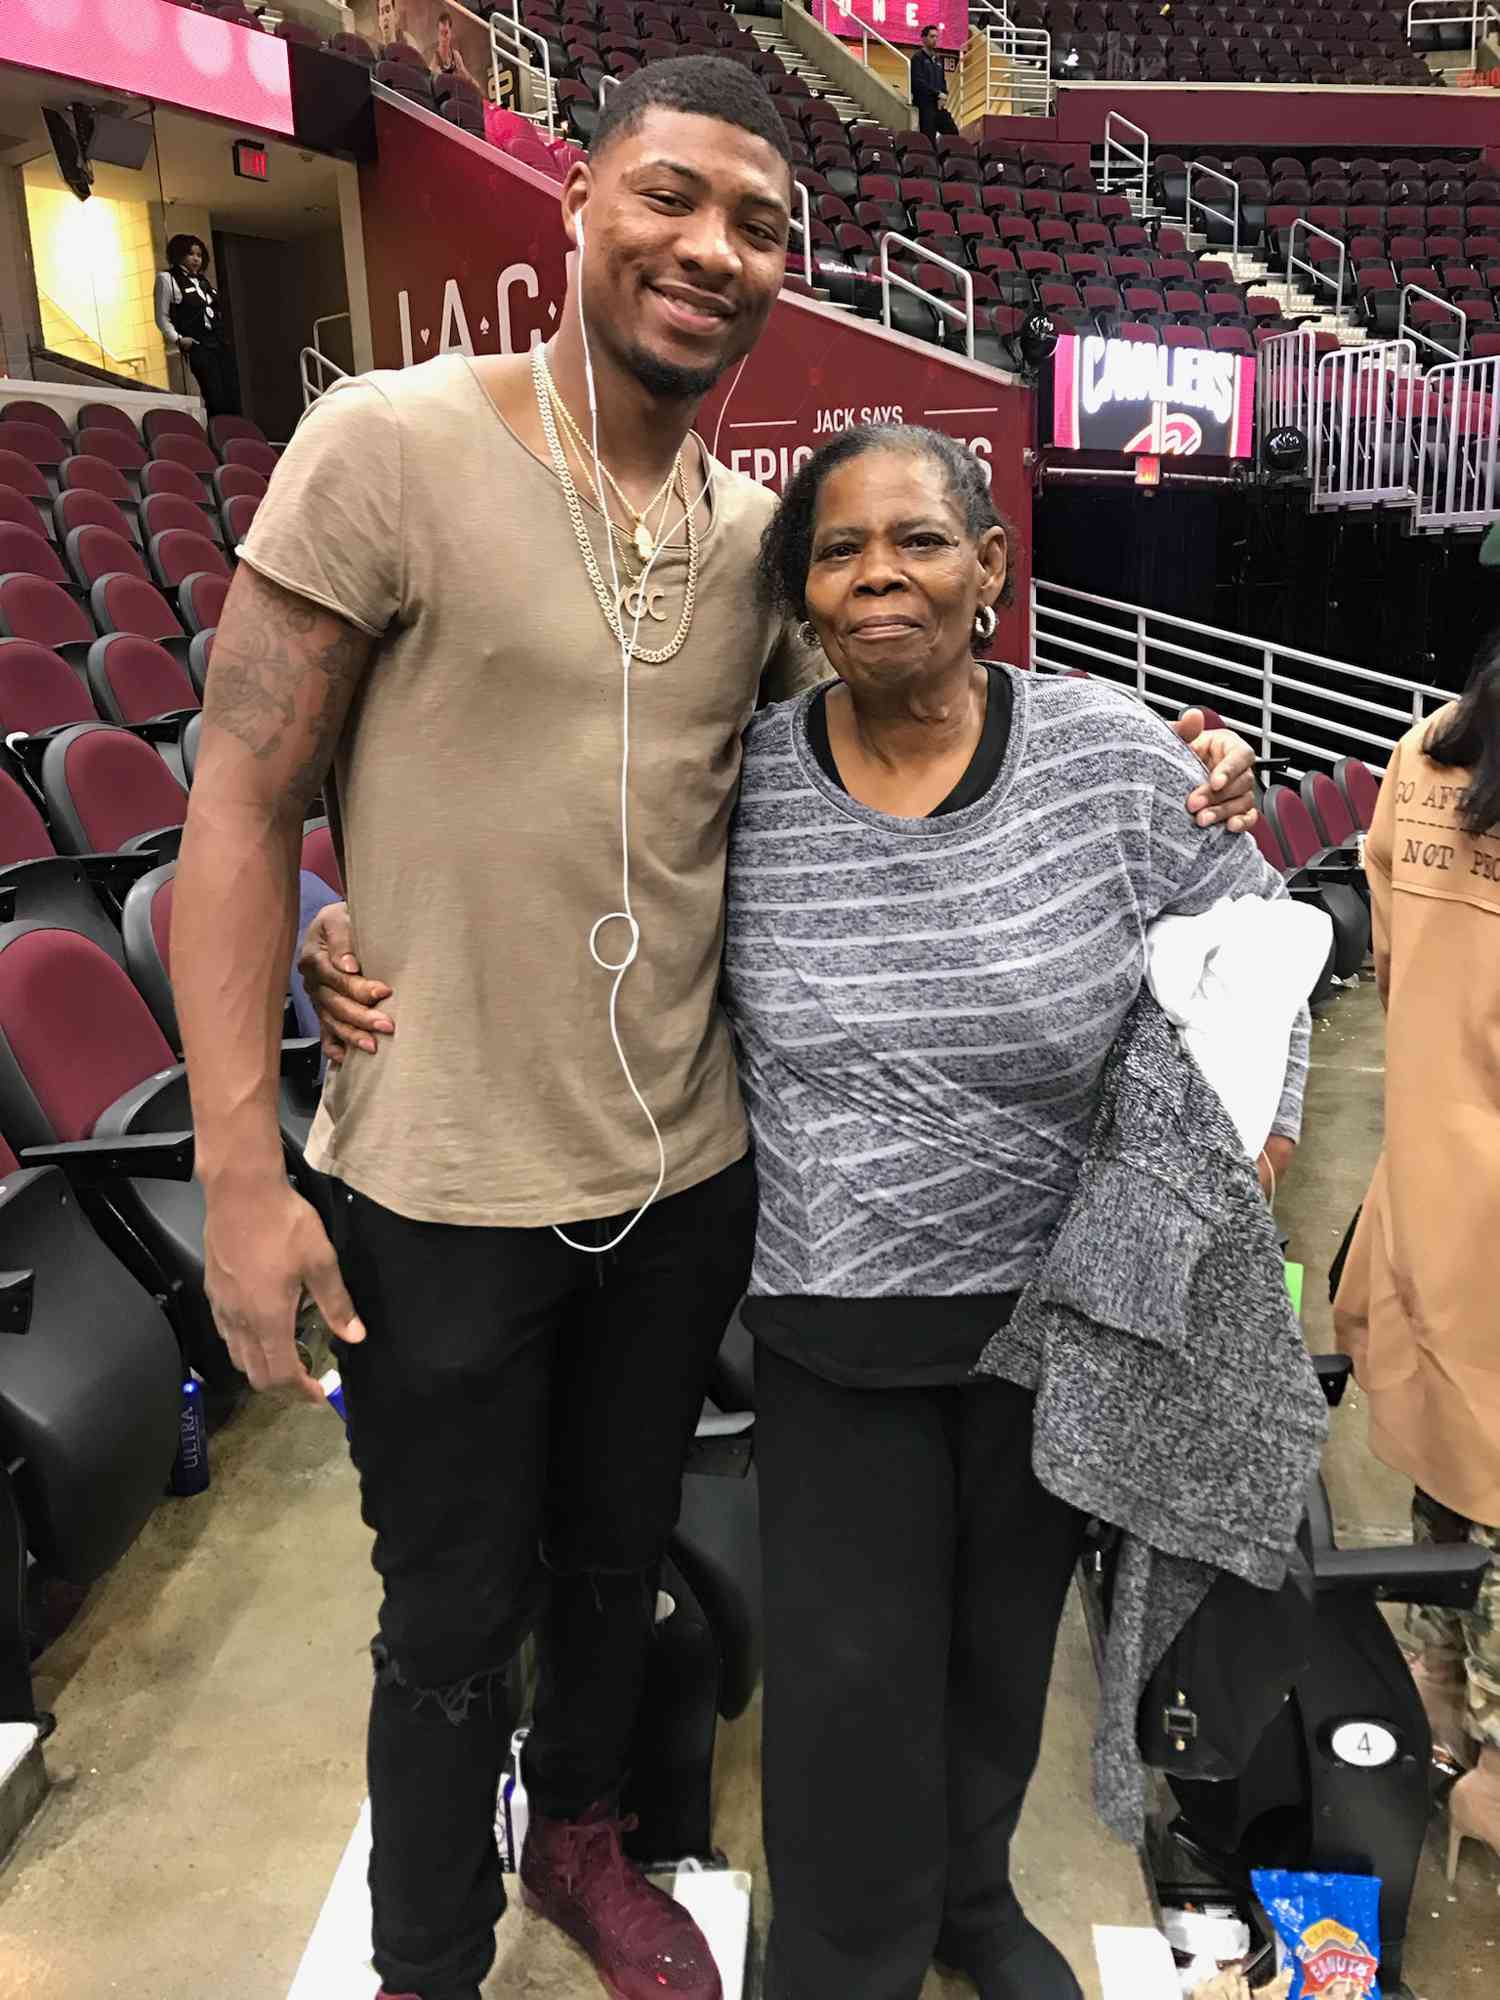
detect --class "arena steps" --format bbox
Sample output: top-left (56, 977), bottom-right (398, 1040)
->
top-left (745, 24), bottom-right (866, 121)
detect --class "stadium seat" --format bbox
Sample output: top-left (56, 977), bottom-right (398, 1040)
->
top-left (0, 449), bottom-right (53, 511)
top-left (150, 532), bottom-right (228, 594)
top-left (0, 638), bottom-right (94, 738)
top-left (85, 635), bottom-right (198, 730)
top-left (151, 435), bottom-right (218, 484)
top-left (142, 410), bottom-right (208, 449)
top-left (75, 404), bottom-right (137, 440)
top-left (1301, 769), bottom-right (1363, 856)
top-left (1261, 784), bottom-right (1370, 978)
top-left (58, 455), bottom-right (137, 508)
top-left (187, 630), bottom-right (215, 697)
top-left (40, 723), bottom-right (187, 861)
top-left (178, 573), bottom-right (230, 638)
top-left (142, 493), bottom-right (223, 548)
top-left (0, 523), bottom-right (70, 592)
top-left (1333, 756), bottom-right (1381, 831)
top-left (0, 401), bottom-right (67, 439)
top-left (0, 488), bottom-right (52, 543)
top-left (54, 490), bottom-right (139, 551)
top-left (79, 430), bottom-right (147, 482)
top-left (221, 439), bottom-right (278, 480)
top-left (301, 817), bottom-right (344, 896)
top-left (65, 526), bottom-right (149, 594)
top-left (0, 423), bottom-right (66, 474)
top-left (0, 575), bottom-right (94, 671)
top-left (220, 495), bottom-right (260, 546)
top-left (212, 464), bottom-right (267, 508)
top-left (140, 460), bottom-right (214, 508)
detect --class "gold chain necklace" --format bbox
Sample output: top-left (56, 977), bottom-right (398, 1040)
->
top-left (532, 345), bottom-right (699, 664)
top-left (544, 370), bottom-right (682, 562)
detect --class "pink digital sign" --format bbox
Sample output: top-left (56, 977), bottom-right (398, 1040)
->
top-left (815, 0), bottom-right (970, 52)
top-left (0, 0), bottom-right (295, 138)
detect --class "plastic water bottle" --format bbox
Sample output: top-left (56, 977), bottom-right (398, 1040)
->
top-left (320, 1368), bottom-right (348, 1429)
top-left (168, 1375), bottom-right (209, 1496)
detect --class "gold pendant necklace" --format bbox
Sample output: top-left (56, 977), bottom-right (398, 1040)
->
top-left (532, 345), bottom-right (699, 664)
top-left (544, 370), bottom-right (680, 560)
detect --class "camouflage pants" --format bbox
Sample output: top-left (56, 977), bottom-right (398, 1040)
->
top-left (1406, 1488), bottom-right (1500, 1750)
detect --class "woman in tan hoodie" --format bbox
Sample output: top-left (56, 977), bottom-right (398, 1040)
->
top-left (1335, 645), bottom-right (1500, 1881)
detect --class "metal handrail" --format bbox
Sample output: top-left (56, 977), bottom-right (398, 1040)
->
top-left (788, 178), bottom-right (815, 288)
top-left (1256, 325), bottom-right (1318, 453)
top-left (1185, 161), bottom-right (1240, 257)
top-left (311, 312), bottom-right (349, 369)
top-left (597, 72), bottom-right (618, 105)
top-left (1414, 352), bottom-right (1500, 530)
top-left (300, 346), bottom-right (348, 412)
top-left (1287, 217), bottom-right (1347, 316)
top-left (879, 233), bottom-right (975, 361)
top-left (971, 3), bottom-right (1054, 116)
top-left (1030, 577), bottom-right (1449, 773)
top-left (843, 13), bottom-right (913, 95)
top-left (494, 10), bottom-right (555, 139)
top-left (1400, 281), bottom-right (1468, 362)
top-left (1310, 339), bottom-right (1420, 513)
top-left (1405, 0), bottom-right (1500, 63)
top-left (1102, 110), bottom-right (1149, 213)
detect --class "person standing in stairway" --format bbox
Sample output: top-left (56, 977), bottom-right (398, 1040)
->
top-left (154, 234), bottom-right (240, 419)
top-left (1335, 640), bottom-right (1500, 1885)
top-left (174, 54), bottom-right (1261, 2000)
top-left (911, 26), bottom-right (950, 143)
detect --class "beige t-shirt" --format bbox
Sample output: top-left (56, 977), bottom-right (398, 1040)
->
top-left (241, 354), bottom-right (817, 1227)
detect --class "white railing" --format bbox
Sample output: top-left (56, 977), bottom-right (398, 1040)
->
top-left (300, 346), bottom-right (348, 412)
top-left (1102, 110), bottom-right (1149, 215)
top-left (311, 311), bottom-right (349, 375)
top-left (1400, 282), bottom-right (1468, 363)
top-left (1414, 354), bottom-right (1500, 531)
top-left (1311, 339), bottom-right (1421, 512)
top-left (1185, 161), bottom-right (1240, 256)
top-left (1405, 0), bottom-right (1500, 63)
top-left (1257, 326), bottom-right (1318, 454)
top-left (495, 9), bottom-right (555, 138)
top-left (788, 178), bottom-right (815, 288)
top-left (972, 4), bottom-right (1054, 116)
top-left (1031, 579), bottom-right (1450, 774)
top-left (879, 234), bottom-right (975, 361)
top-left (1287, 218), bottom-right (1347, 316)
top-left (598, 72), bottom-right (619, 104)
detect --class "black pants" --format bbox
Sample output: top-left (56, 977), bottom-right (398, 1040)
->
top-left (327, 1156), bottom-right (757, 2000)
top-left (756, 1346), bottom-right (1087, 2000)
top-left (915, 92), bottom-right (942, 141)
top-left (185, 340), bottom-right (239, 418)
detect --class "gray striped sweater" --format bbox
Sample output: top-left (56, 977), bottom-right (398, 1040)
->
top-left (723, 667), bottom-right (1309, 1301)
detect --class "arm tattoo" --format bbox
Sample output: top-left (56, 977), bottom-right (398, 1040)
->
top-left (206, 573), bottom-right (370, 815)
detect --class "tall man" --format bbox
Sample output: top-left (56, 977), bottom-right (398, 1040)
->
top-left (911, 25), bottom-right (949, 142)
top-left (173, 55), bottom-right (1257, 2000)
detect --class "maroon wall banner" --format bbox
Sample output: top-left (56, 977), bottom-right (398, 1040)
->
top-left (357, 98), bottom-right (1036, 663)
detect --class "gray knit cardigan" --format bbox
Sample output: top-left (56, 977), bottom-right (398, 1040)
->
top-left (973, 991), bottom-right (1329, 1844)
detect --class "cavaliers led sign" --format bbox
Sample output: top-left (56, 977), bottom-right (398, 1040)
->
top-left (1051, 333), bottom-right (1256, 459)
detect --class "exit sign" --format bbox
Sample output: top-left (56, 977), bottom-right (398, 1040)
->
top-left (233, 139), bottom-right (269, 182)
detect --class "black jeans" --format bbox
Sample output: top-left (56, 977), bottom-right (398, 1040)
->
top-left (915, 93), bottom-right (942, 141)
top-left (755, 1345), bottom-right (1087, 2000)
top-left (327, 1155), bottom-right (757, 2000)
top-left (185, 339), bottom-right (239, 418)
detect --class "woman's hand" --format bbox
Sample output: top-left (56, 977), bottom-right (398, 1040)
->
top-left (298, 901), bottom-right (394, 1065)
top-left (1257, 1135), bottom-right (1296, 1201)
top-left (1172, 710), bottom-right (1259, 833)
top-left (179, 335), bottom-right (195, 351)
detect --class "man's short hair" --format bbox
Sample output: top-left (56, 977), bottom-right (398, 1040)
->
top-left (437, 7), bottom-right (452, 21)
top-left (590, 55), bottom-right (792, 174)
top-left (922, 23), bottom-right (939, 35)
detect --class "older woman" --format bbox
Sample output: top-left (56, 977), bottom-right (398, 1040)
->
top-left (295, 428), bottom-right (1293, 2000)
top-left (732, 426), bottom-right (1305, 2000)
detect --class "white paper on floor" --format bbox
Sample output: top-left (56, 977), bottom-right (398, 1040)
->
top-left (288, 1800), bottom-right (751, 2000)
top-left (1093, 1923), bottom-right (1182, 2000)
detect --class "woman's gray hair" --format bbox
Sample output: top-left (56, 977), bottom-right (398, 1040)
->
top-left (756, 423), bottom-right (1016, 623)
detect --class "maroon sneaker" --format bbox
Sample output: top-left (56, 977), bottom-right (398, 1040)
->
top-left (520, 1800), bottom-right (723, 2000)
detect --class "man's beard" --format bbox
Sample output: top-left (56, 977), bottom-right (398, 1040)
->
top-left (620, 338), bottom-right (737, 403)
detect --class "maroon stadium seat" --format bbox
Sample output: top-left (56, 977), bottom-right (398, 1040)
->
top-left (54, 489), bottom-right (139, 550)
top-left (0, 522), bottom-right (69, 590)
top-left (65, 525), bottom-right (149, 593)
top-left (142, 408), bottom-right (209, 449)
top-left (0, 449), bottom-right (52, 505)
top-left (149, 530), bottom-right (228, 592)
top-left (0, 487), bottom-right (51, 542)
top-left (89, 573), bottom-right (186, 651)
top-left (222, 439), bottom-right (278, 480)
top-left (58, 454), bottom-right (137, 506)
top-left (0, 401), bottom-right (68, 438)
top-left (85, 634), bottom-right (199, 727)
top-left (178, 573), bottom-right (230, 635)
top-left (141, 492), bottom-right (222, 547)
top-left (151, 435), bottom-right (218, 481)
top-left (1333, 756), bottom-right (1380, 831)
top-left (1302, 769), bottom-right (1360, 849)
top-left (208, 415), bottom-right (268, 454)
top-left (221, 494), bottom-right (260, 545)
top-left (301, 818), bottom-right (344, 895)
top-left (140, 459), bottom-right (212, 507)
top-left (0, 574), bottom-right (94, 667)
top-left (212, 464), bottom-right (267, 507)
top-left (80, 430), bottom-right (148, 478)
top-left (40, 723), bottom-right (188, 856)
top-left (75, 404), bottom-right (138, 440)
top-left (0, 422), bottom-right (66, 472)
top-left (0, 638), bottom-right (95, 737)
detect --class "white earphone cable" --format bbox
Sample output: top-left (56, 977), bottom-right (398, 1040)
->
top-left (551, 208), bottom-right (721, 1255)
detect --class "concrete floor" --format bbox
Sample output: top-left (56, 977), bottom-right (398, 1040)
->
top-left (0, 974), bottom-right (1495, 2000)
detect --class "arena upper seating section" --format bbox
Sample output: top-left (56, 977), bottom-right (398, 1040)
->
top-left (1018, 0), bottom-right (1432, 85)
top-left (1152, 149), bottom-right (1500, 354)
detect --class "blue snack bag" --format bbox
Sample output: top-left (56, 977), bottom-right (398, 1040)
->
top-left (1251, 1869), bottom-right (1381, 1998)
